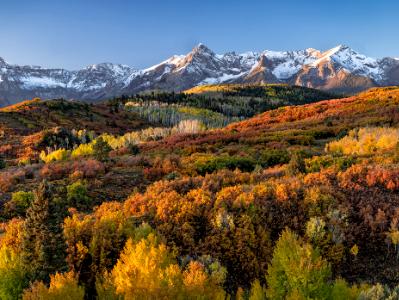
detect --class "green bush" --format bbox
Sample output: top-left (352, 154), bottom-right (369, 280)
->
top-left (0, 247), bottom-right (29, 300)
top-left (306, 155), bottom-right (356, 173)
top-left (6, 191), bottom-right (34, 216)
top-left (195, 155), bottom-right (256, 175)
top-left (67, 180), bottom-right (91, 210)
top-left (259, 149), bottom-right (290, 167)
top-left (266, 229), bottom-right (331, 299)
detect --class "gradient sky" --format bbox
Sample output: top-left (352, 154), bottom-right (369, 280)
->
top-left (0, 0), bottom-right (398, 70)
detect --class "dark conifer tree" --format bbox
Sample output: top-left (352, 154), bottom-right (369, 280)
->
top-left (93, 137), bottom-right (112, 162)
top-left (21, 180), bottom-right (66, 283)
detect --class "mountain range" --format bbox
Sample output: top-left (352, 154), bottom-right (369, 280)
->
top-left (1, 44), bottom-right (399, 106)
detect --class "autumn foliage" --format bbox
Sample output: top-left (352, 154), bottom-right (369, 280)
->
top-left (1, 86), bottom-right (399, 298)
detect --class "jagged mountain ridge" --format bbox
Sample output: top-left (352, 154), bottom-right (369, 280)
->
top-left (1, 44), bottom-right (399, 106)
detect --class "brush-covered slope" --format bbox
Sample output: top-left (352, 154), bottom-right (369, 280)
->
top-left (0, 98), bottom-right (147, 133)
top-left (2, 87), bottom-right (399, 298)
top-left (0, 98), bottom-right (150, 164)
top-left (145, 86), bottom-right (399, 151)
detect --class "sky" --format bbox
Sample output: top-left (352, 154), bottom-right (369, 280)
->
top-left (0, 0), bottom-right (398, 70)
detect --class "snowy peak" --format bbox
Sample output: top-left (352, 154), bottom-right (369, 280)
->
top-left (308, 45), bottom-right (382, 80)
top-left (325, 44), bottom-right (350, 55)
top-left (259, 48), bottom-right (322, 79)
top-left (305, 48), bottom-right (322, 57)
top-left (80, 63), bottom-right (135, 79)
top-left (0, 57), bottom-right (7, 67)
top-left (85, 62), bottom-right (131, 71)
top-left (191, 43), bottom-right (214, 55)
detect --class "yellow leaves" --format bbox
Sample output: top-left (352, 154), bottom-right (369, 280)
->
top-left (303, 186), bottom-right (334, 209)
top-left (274, 178), bottom-right (302, 203)
top-left (186, 188), bottom-right (211, 206)
top-left (175, 189), bottom-right (212, 222)
top-left (248, 279), bottom-right (267, 300)
top-left (155, 190), bottom-right (181, 222)
top-left (164, 264), bottom-right (183, 289)
top-left (75, 241), bottom-right (89, 262)
top-left (252, 183), bottom-right (273, 201)
top-left (183, 261), bottom-right (208, 294)
top-left (48, 272), bottom-right (81, 294)
top-left (71, 142), bottom-right (95, 158)
top-left (306, 217), bottom-right (326, 242)
top-left (326, 127), bottom-right (399, 155)
top-left (23, 271), bottom-right (84, 300)
top-left (215, 185), bottom-right (257, 209)
top-left (110, 235), bottom-right (181, 298)
top-left (275, 183), bottom-right (289, 202)
top-left (63, 212), bottom-right (92, 241)
top-left (0, 218), bottom-right (24, 253)
top-left (304, 186), bottom-right (321, 204)
top-left (63, 201), bottom-right (135, 276)
top-left (106, 235), bottom-right (226, 299)
top-left (387, 227), bottom-right (399, 246)
top-left (40, 149), bottom-right (70, 163)
top-left (93, 201), bottom-right (125, 221)
top-left (215, 185), bottom-right (245, 208)
top-left (350, 244), bottom-right (359, 257)
top-left (213, 210), bottom-right (235, 231)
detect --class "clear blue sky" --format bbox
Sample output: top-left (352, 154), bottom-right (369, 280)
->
top-left (0, 0), bottom-right (397, 70)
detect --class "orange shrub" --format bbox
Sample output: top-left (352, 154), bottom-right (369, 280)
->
top-left (339, 164), bottom-right (399, 191)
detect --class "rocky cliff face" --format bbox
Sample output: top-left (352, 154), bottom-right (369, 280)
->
top-left (1, 44), bottom-right (398, 106)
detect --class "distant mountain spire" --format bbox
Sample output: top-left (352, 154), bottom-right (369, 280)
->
top-left (0, 57), bottom-right (7, 66)
top-left (192, 43), bottom-right (213, 55)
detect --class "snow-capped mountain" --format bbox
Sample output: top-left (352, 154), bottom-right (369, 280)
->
top-left (0, 61), bottom-right (136, 106)
top-left (1, 44), bottom-right (398, 106)
top-left (123, 44), bottom-right (399, 95)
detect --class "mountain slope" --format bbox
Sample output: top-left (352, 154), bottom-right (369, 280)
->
top-left (1, 44), bottom-right (399, 106)
top-left (0, 60), bottom-right (136, 105)
top-left (143, 86), bottom-right (399, 151)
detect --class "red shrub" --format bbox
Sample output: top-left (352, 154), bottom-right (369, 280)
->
top-left (40, 162), bottom-right (71, 180)
top-left (0, 169), bottom-right (26, 192)
top-left (0, 144), bottom-right (13, 155)
top-left (72, 159), bottom-right (105, 178)
top-left (0, 172), bottom-right (14, 192)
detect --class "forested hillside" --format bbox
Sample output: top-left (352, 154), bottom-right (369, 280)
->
top-left (111, 84), bottom-right (339, 128)
top-left (1, 86), bottom-right (399, 299)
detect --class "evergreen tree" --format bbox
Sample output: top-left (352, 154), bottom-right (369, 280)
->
top-left (93, 137), bottom-right (112, 162)
top-left (286, 152), bottom-right (306, 176)
top-left (21, 181), bottom-right (66, 283)
top-left (0, 156), bottom-right (5, 169)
